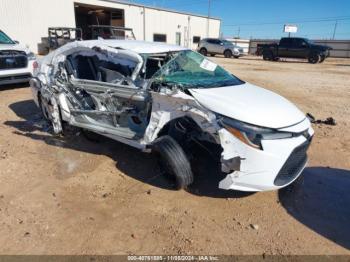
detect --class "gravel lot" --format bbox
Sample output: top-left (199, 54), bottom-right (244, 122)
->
top-left (0, 56), bottom-right (349, 255)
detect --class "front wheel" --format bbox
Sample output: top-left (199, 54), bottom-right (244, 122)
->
top-left (319, 55), bottom-right (326, 63)
top-left (224, 50), bottom-right (232, 58)
top-left (152, 136), bottom-right (194, 190)
top-left (308, 53), bottom-right (320, 64)
top-left (199, 48), bottom-right (208, 56)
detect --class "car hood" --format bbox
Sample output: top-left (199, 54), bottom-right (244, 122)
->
top-left (0, 43), bottom-right (29, 53)
top-left (189, 83), bottom-right (306, 129)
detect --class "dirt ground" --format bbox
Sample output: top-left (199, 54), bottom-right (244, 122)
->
top-left (0, 56), bottom-right (349, 255)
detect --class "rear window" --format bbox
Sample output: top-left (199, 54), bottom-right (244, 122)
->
top-left (280, 38), bottom-right (292, 47)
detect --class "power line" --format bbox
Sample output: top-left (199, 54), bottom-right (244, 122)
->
top-left (223, 16), bottom-right (350, 27)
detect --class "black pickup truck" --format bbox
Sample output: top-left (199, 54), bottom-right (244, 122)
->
top-left (258, 37), bottom-right (332, 63)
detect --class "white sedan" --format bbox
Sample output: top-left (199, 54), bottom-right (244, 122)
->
top-left (30, 39), bottom-right (313, 192)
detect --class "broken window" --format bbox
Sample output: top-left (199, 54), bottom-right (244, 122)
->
top-left (65, 48), bottom-right (138, 84)
top-left (152, 50), bottom-right (244, 89)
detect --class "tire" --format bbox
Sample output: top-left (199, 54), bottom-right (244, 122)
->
top-left (262, 51), bottom-right (273, 61)
top-left (38, 94), bottom-right (49, 120)
top-left (319, 55), bottom-right (326, 63)
top-left (199, 48), bottom-right (207, 56)
top-left (152, 136), bottom-right (194, 190)
top-left (308, 53), bottom-right (320, 64)
top-left (224, 50), bottom-right (232, 58)
top-left (38, 93), bottom-right (63, 135)
top-left (233, 55), bottom-right (239, 59)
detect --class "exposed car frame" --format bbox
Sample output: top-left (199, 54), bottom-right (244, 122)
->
top-left (30, 39), bottom-right (314, 192)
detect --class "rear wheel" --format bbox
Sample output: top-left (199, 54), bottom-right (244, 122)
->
top-left (38, 94), bottom-right (49, 120)
top-left (38, 93), bottom-right (63, 135)
top-left (308, 53), bottom-right (320, 64)
top-left (152, 136), bottom-right (194, 190)
top-left (263, 51), bottom-right (273, 61)
top-left (199, 48), bottom-right (207, 56)
top-left (224, 50), bottom-right (232, 58)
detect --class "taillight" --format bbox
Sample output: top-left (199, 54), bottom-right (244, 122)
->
top-left (33, 61), bottom-right (39, 70)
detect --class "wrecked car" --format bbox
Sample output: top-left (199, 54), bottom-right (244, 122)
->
top-left (30, 39), bottom-right (314, 192)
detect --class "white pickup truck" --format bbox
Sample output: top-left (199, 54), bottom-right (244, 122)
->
top-left (0, 30), bottom-right (36, 85)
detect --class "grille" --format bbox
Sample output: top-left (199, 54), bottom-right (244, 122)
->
top-left (274, 140), bottom-right (310, 186)
top-left (0, 50), bottom-right (28, 70)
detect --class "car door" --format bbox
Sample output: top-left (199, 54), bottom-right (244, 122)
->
top-left (212, 39), bottom-right (224, 54)
top-left (62, 48), bottom-right (150, 140)
top-left (205, 39), bottom-right (216, 53)
top-left (289, 38), bottom-right (308, 58)
top-left (278, 38), bottom-right (292, 57)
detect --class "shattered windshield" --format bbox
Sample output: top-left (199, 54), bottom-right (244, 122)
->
top-left (152, 50), bottom-right (244, 89)
top-left (0, 31), bottom-right (15, 44)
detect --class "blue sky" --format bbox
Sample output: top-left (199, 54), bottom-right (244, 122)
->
top-left (127, 0), bottom-right (350, 39)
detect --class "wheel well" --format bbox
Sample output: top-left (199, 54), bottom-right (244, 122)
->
top-left (156, 116), bottom-right (221, 156)
top-left (157, 116), bottom-right (201, 139)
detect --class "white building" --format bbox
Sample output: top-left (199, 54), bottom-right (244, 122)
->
top-left (225, 38), bottom-right (250, 54)
top-left (0, 0), bottom-right (221, 53)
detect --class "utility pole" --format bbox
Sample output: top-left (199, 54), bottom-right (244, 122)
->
top-left (206, 0), bottom-right (211, 37)
top-left (332, 20), bottom-right (338, 40)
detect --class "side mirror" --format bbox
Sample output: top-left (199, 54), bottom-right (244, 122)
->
top-left (220, 42), bottom-right (224, 46)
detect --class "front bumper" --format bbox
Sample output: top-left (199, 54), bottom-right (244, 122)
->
top-left (0, 60), bottom-right (35, 85)
top-left (218, 118), bottom-right (314, 191)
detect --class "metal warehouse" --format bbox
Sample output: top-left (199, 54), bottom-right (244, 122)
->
top-left (0, 0), bottom-right (221, 53)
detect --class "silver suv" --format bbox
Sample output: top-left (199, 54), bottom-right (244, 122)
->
top-left (197, 38), bottom-right (243, 58)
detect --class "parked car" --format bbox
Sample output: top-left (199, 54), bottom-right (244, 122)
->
top-left (197, 38), bottom-right (243, 58)
top-left (30, 39), bottom-right (313, 192)
top-left (259, 37), bottom-right (332, 63)
top-left (0, 30), bottom-right (37, 85)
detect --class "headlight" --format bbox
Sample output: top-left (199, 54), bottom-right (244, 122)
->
top-left (217, 115), bottom-right (294, 150)
top-left (27, 52), bottom-right (36, 60)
